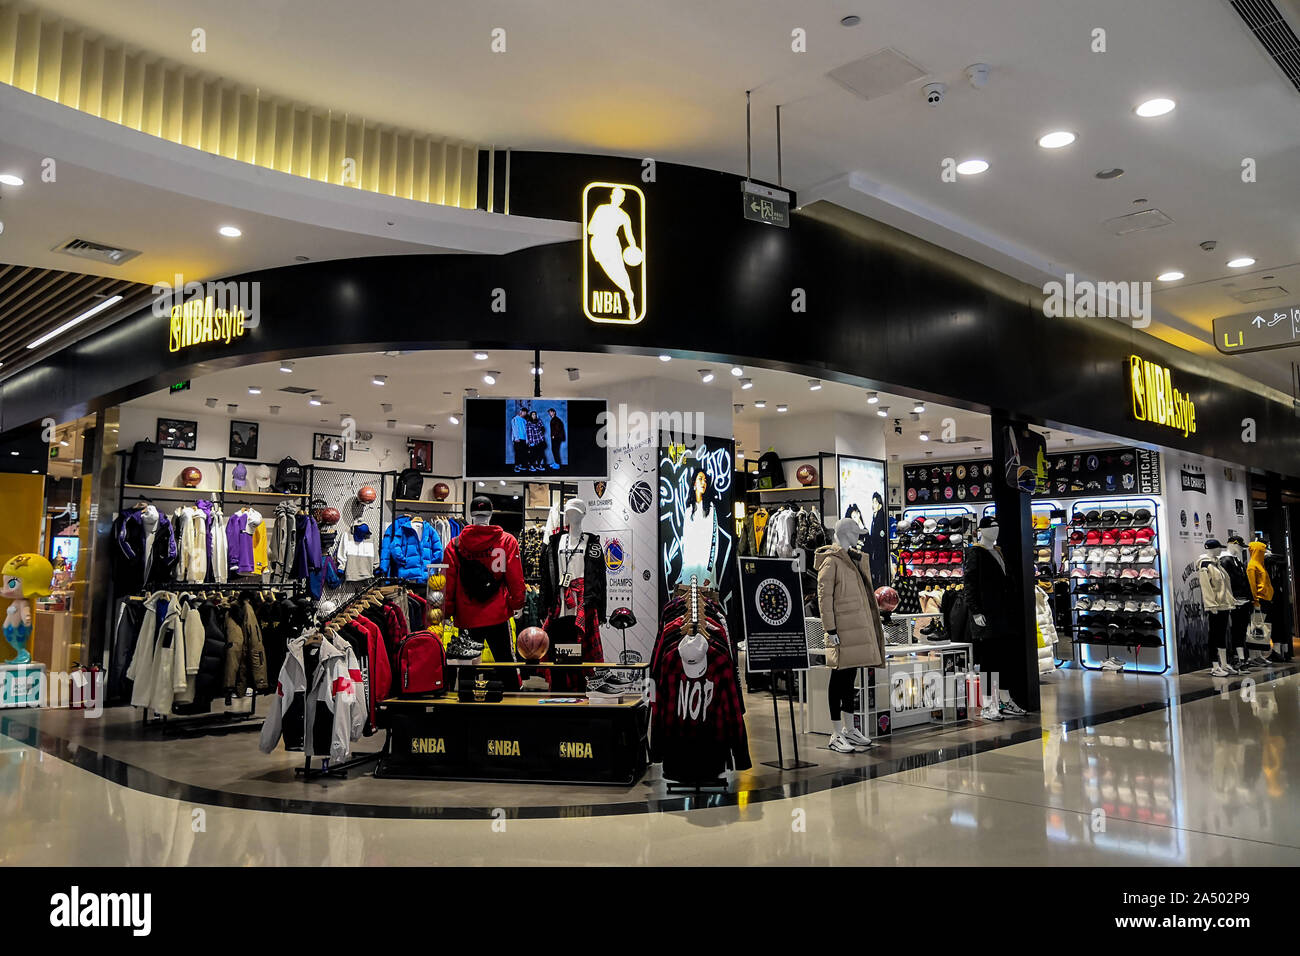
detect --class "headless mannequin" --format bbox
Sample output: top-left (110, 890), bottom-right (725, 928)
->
top-left (969, 522), bottom-right (1024, 714)
top-left (470, 507), bottom-right (491, 527)
top-left (141, 505), bottom-right (160, 583)
top-left (824, 518), bottom-right (872, 749)
top-left (557, 499), bottom-right (586, 617)
top-left (1220, 540), bottom-right (1252, 665)
top-left (1200, 544), bottom-right (1235, 672)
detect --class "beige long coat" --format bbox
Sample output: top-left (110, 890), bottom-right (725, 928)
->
top-left (814, 545), bottom-right (887, 669)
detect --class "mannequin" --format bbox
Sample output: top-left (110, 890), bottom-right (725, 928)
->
top-left (1219, 535), bottom-right (1256, 668)
top-left (814, 517), bottom-right (886, 753)
top-left (1247, 540), bottom-right (1281, 662)
top-left (540, 498), bottom-right (606, 691)
top-left (1198, 539), bottom-right (1237, 676)
top-left (963, 516), bottom-right (1028, 719)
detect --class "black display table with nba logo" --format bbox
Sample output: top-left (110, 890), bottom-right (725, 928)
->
top-left (374, 666), bottom-right (649, 785)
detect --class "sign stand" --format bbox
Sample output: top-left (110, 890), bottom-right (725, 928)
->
top-left (760, 668), bottom-right (816, 770)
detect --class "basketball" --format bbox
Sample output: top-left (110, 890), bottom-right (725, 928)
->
top-left (796, 464), bottom-right (818, 486)
top-left (517, 626), bottom-right (549, 662)
top-left (432, 482), bottom-right (450, 501)
top-left (316, 506), bottom-right (341, 527)
top-left (180, 466), bottom-right (202, 488)
top-left (628, 480), bottom-right (654, 514)
top-left (357, 485), bottom-right (377, 503)
top-left (874, 586), bottom-right (900, 612)
top-left (623, 245), bottom-right (643, 267)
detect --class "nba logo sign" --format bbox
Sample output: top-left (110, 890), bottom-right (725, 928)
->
top-left (583, 182), bottom-right (646, 325)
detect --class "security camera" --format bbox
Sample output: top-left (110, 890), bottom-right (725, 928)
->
top-left (923, 82), bottom-right (946, 106)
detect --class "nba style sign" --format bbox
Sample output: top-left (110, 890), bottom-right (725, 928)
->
top-left (583, 182), bottom-right (646, 324)
top-left (1128, 354), bottom-right (1197, 438)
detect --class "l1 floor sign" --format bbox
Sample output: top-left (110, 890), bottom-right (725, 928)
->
top-left (1213, 305), bottom-right (1300, 354)
top-left (738, 556), bottom-right (809, 672)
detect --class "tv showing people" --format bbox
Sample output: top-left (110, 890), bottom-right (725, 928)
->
top-left (463, 398), bottom-right (607, 480)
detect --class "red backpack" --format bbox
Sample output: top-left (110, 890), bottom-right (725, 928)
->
top-left (395, 630), bottom-right (445, 695)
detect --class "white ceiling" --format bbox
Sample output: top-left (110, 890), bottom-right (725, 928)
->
top-left (9, 0), bottom-right (1300, 393)
top-left (126, 347), bottom-right (1098, 463)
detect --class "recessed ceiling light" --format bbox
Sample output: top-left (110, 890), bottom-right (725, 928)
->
top-left (866, 391), bottom-right (879, 404)
top-left (279, 361), bottom-right (293, 373)
top-left (499, 480), bottom-right (506, 486)
top-left (0, 173), bottom-right (23, 186)
top-left (731, 365), bottom-right (744, 377)
top-left (248, 386), bottom-right (262, 395)
top-left (483, 371), bottom-right (498, 385)
top-left (658, 354), bottom-right (671, 362)
top-left (1135, 97), bottom-right (1175, 118)
top-left (808, 379), bottom-right (822, 391)
top-left (372, 374), bottom-right (387, 386)
top-left (449, 413), bottom-right (460, 425)
top-left (309, 395), bottom-right (323, 406)
top-left (566, 367), bottom-right (580, 381)
top-left (1227, 257), bottom-right (1255, 268)
top-left (59, 440), bottom-right (69, 447)
top-left (380, 403), bottom-right (393, 414)
top-left (9, 451), bottom-right (18, 456)
top-left (530, 365), bottom-right (544, 375)
top-left (739, 377), bottom-right (753, 390)
top-left (26, 295), bottom-right (123, 350)
top-left (956, 159), bottom-right (989, 175)
top-left (840, 14), bottom-right (861, 26)
top-left (699, 368), bottom-right (715, 383)
top-left (1156, 271), bottom-right (1184, 282)
top-left (218, 225), bottom-right (242, 237)
top-left (912, 401), bottom-right (926, 414)
top-left (754, 399), bottom-right (767, 409)
top-left (294, 255), bottom-right (310, 262)
top-left (877, 405), bottom-right (889, 418)
top-left (919, 431), bottom-right (930, 442)
top-left (776, 404), bottom-right (788, 413)
top-left (270, 405), bottom-right (281, 415)
top-left (473, 351), bottom-right (489, 360)
top-left (1095, 168), bottom-right (1125, 179)
top-left (1037, 130), bottom-right (1076, 149)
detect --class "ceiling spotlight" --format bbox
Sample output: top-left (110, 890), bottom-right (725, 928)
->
top-left (309, 395), bottom-right (323, 406)
top-left (59, 440), bottom-right (69, 447)
top-left (499, 480), bottom-right (506, 486)
top-left (1095, 168), bottom-right (1124, 180)
top-left (566, 367), bottom-right (580, 381)
top-left (386, 419), bottom-right (396, 429)
top-left (483, 371), bottom-right (498, 385)
top-left (658, 354), bottom-right (672, 362)
top-left (449, 413), bottom-right (461, 425)
top-left (279, 361), bottom-right (293, 373)
top-left (975, 445), bottom-right (983, 453)
top-left (808, 379), bottom-right (822, 391)
top-left (913, 401), bottom-right (926, 414)
top-left (1037, 130), bottom-right (1076, 149)
top-left (248, 386), bottom-right (262, 395)
top-left (866, 391), bottom-right (879, 404)
top-left (731, 365), bottom-right (744, 377)
top-left (909, 412), bottom-right (921, 422)
top-left (218, 225), bottom-right (242, 237)
top-left (1156, 271), bottom-right (1184, 282)
top-left (513, 495), bottom-right (520, 500)
top-left (530, 365), bottom-right (544, 375)
top-left (877, 405), bottom-right (889, 418)
top-left (925, 451), bottom-right (934, 458)
top-left (381, 403), bottom-right (393, 414)
top-left (465, 387), bottom-right (478, 399)
top-left (226, 404), bottom-right (238, 414)
top-left (372, 374), bottom-right (387, 386)
top-left (0, 173), bottom-right (24, 186)
top-left (1064, 438), bottom-right (1074, 446)
top-left (340, 414), bottom-right (351, 426)
top-left (777, 404), bottom-right (788, 413)
top-left (1135, 97), bottom-right (1175, 117)
top-left (956, 159), bottom-right (989, 175)
top-left (739, 377), bottom-right (753, 390)
top-left (270, 405), bottom-right (281, 415)
top-left (204, 397), bottom-right (218, 408)
top-left (424, 423), bottom-right (436, 433)
top-left (754, 399), bottom-right (767, 409)
top-left (1227, 257), bottom-right (1255, 268)
top-left (477, 481), bottom-right (485, 487)
top-left (840, 14), bottom-right (861, 26)
top-left (733, 404), bottom-right (744, 414)
top-left (473, 351), bottom-right (489, 360)
top-left (919, 431), bottom-right (931, 442)
top-left (699, 369), bottom-right (715, 383)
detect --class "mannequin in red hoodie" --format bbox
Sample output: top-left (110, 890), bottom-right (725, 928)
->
top-left (444, 496), bottom-right (525, 689)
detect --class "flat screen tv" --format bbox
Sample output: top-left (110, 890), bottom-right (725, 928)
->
top-left (462, 397), bottom-right (608, 480)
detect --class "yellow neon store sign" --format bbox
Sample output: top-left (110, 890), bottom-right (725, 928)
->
top-left (168, 296), bottom-right (247, 353)
top-left (582, 182), bottom-right (646, 324)
top-left (1129, 354), bottom-right (1197, 437)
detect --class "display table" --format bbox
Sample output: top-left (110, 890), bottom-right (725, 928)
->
top-left (374, 693), bottom-right (650, 785)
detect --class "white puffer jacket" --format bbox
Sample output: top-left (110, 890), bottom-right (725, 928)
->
top-left (1035, 588), bottom-right (1058, 674)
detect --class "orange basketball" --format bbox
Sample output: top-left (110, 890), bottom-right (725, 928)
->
top-left (432, 482), bottom-right (451, 501)
top-left (357, 485), bottom-right (377, 503)
top-left (180, 466), bottom-right (203, 488)
top-left (517, 626), bottom-right (549, 662)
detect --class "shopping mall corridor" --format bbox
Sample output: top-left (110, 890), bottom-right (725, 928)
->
top-left (3, 672), bottom-right (1297, 866)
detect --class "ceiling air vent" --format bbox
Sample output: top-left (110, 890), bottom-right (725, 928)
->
top-left (278, 385), bottom-right (317, 394)
top-left (1230, 285), bottom-right (1290, 303)
top-left (1104, 209), bottom-right (1174, 235)
top-left (1227, 0), bottom-right (1300, 94)
top-left (51, 236), bottom-right (142, 266)
top-left (827, 48), bottom-right (928, 101)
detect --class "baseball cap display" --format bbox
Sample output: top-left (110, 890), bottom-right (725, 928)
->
top-left (255, 464), bottom-right (272, 490)
top-left (231, 463), bottom-right (248, 489)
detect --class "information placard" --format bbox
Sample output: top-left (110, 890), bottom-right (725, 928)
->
top-left (739, 556), bottom-right (809, 672)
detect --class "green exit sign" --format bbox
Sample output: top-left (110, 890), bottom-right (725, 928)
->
top-left (170, 380), bottom-right (191, 393)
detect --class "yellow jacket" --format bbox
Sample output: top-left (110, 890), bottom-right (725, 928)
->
top-left (1247, 541), bottom-right (1273, 604)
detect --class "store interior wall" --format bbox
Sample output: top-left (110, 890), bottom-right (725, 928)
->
top-left (0, 473), bottom-right (44, 570)
top-left (758, 410), bottom-right (887, 516)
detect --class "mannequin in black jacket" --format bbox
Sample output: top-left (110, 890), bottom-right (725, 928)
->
top-left (962, 517), bottom-right (1028, 718)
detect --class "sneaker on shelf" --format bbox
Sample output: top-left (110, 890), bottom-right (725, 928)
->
top-left (828, 734), bottom-right (858, 753)
top-left (1266, 651), bottom-right (1287, 664)
top-left (842, 727), bottom-right (875, 749)
top-left (979, 703), bottom-right (1005, 721)
top-left (1209, 663), bottom-right (1237, 678)
top-left (1100, 657), bottom-right (1125, 672)
top-left (999, 697), bottom-right (1029, 717)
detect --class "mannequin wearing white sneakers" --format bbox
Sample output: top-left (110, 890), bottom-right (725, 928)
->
top-left (966, 517), bottom-right (1029, 719)
top-left (819, 518), bottom-right (880, 752)
top-left (1198, 540), bottom-right (1237, 677)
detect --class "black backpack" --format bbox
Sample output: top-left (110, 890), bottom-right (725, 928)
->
top-left (452, 540), bottom-right (503, 602)
top-left (275, 457), bottom-right (304, 493)
top-left (127, 440), bottom-right (164, 485)
top-left (396, 468), bottom-right (423, 500)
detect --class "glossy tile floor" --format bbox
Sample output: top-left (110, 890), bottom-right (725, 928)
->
top-left (2, 669), bottom-right (1298, 865)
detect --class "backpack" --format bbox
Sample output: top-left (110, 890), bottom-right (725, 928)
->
top-left (274, 457), bottom-right (304, 493)
top-left (127, 440), bottom-right (164, 485)
top-left (395, 631), bottom-right (444, 695)
top-left (396, 468), bottom-right (423, 500)
top-left (452, 540), bottom-right (504, 603)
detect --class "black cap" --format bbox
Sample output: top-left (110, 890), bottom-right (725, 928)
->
top-left (1205, 538), bottom-right (1222, 550)
top-left (978, 516), bottom-right (998, 529)
top-left (470, 495), bottom-right (494, 514)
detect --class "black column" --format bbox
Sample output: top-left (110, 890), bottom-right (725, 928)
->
top-left (989, 412), bottom-right (1039, 711)
top-left (1264, 472), bottom-right (1294, 658)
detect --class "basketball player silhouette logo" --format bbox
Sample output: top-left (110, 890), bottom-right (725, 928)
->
top-left (582, 182), bottom-right (646, 324)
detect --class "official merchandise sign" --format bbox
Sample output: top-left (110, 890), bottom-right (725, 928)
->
top-left (739, 556), bottom-right (809, 672)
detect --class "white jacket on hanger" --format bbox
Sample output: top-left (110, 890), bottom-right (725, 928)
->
top-left (1198, 558), bottom-right (1235, 612)
top-left (260, 634), bottom-right (357, 761)
top-left (340, 531), bottom-right (377, 581)
top-left (172, 507), bottom-right (208, 583)
top-left (209, 507), bottom-right (228, 584)
top-left (1035, 588), bottom-right (1058, 674)
top-left (128, 591), bottom-right (188, 713)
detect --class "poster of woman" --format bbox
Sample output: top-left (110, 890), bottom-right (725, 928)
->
top-left (838, 456), bottom-right (888, 587)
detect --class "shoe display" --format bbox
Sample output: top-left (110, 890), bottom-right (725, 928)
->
top-left (1100, 657), bottom-right (1125, 672)
top-left (999, 698), bottom-right (1029, 717)
top-left (1209, 664), bottom-right (1237, 678)
top-left (979, 704), bottom-right (1005, 721)
top-left (841, 727), bottom-right (875, 750)
top-left (828, 734), bottom-right (858, 754)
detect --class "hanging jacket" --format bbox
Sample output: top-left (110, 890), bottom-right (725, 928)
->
top-left (341, 524), bottom-right (377, 581)
top-left (207, 505), bottom-right (228, 583)
top-left (813, 544), bottom-right (886, 669)
top-left (113, 509), bottom-right (178, 593)
top-left (224, 600), bottom-right (269, 696)
top-left (259, 635), bottom-right (356, 761)
top-left (292, 513), bottom-right (323, 579)
top-left (269, 503), bottom-right (298, 581)
top-left (379, 515), bottom-right (443, 582)
top-left (538, 529), bottom-right (606, 625)
top-left (191, 601), bottom-right (230, 705)
top-left (444, 524), bottom-right (526, 628)
top-left (1247, 541), bottom-right (1274, 603)
top-left (171, 597), bottom-right (206, 705)
top-left (172, 507), bottom-right (208, 583)
top-left (1198, 558), bottom-right (1235, 612)
top-left (127, 591), bottom-right (187, 713)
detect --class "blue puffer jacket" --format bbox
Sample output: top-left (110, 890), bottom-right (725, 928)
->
top-left (379, 515), bottom-right (444, 582)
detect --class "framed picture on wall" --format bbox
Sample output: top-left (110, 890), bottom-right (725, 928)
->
top-left (228, 420), bottom-right (259, 460)
top-left (156, 418), bottom-right (197, 451)
top-left (313, 433), bottom-right (346, 463)
top-left (407, 439), bottom-right (433, 472)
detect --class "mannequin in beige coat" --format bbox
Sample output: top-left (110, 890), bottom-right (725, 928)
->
top-left (814, 518), bottom-right (887, 752)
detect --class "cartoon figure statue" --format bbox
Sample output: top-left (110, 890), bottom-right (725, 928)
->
top-left (1, 553), bottom-right (53, 664)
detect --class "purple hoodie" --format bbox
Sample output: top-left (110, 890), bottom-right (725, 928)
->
top-left (226, 512), bottom-right (256, 575)
top-left (196, 499), bottom-right (215, 577)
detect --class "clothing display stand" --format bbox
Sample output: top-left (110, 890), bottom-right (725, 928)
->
top-left (760, 668), bottom-right (816, 771)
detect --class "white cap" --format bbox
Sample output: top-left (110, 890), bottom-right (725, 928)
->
top-left (678, 632), bottom-right (709, 678)
top-left (1136, 546), bottom-right (1158, 563)
top-left (255, 464), bottom-right (272, 490)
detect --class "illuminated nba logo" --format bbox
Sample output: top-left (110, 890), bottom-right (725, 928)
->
top-left (583, 182), bottom-right (646, 324)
